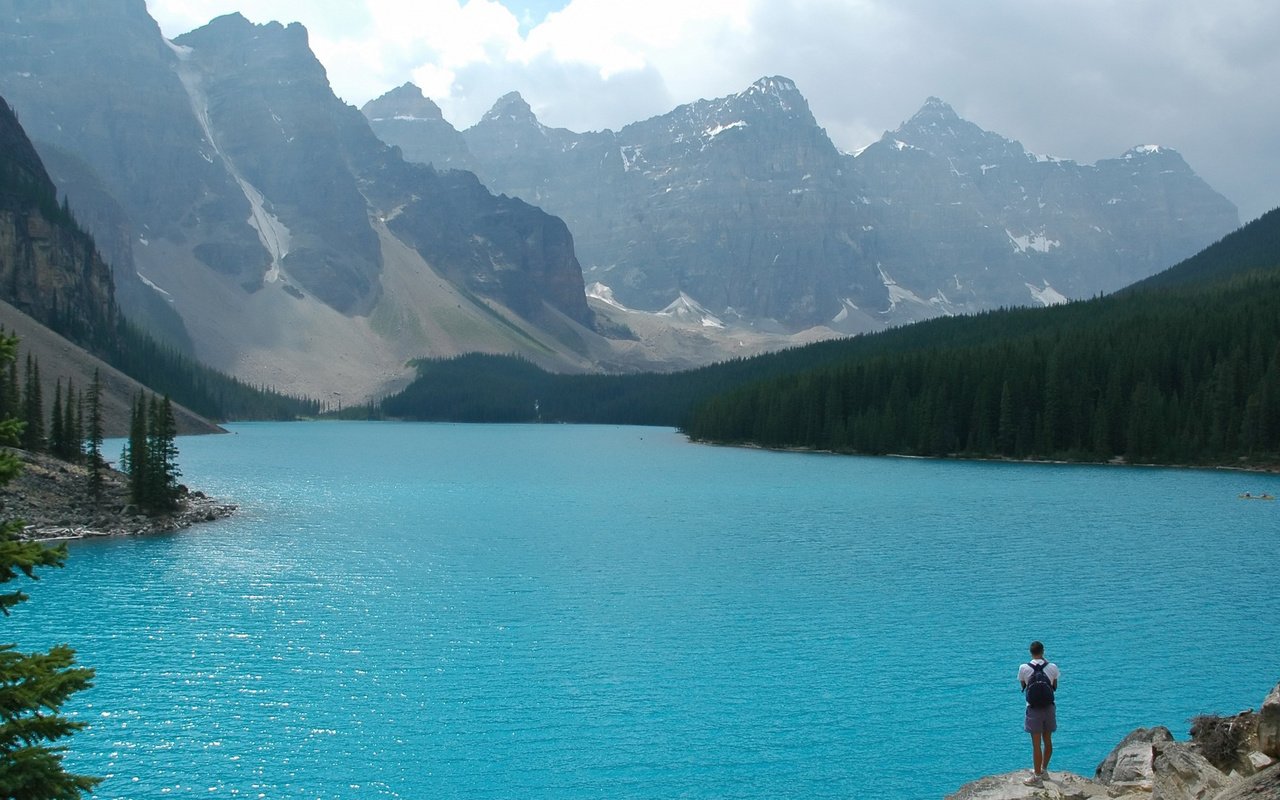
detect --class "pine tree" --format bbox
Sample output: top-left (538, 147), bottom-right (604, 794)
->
top-left (20, 355), bottom-right (43, 452)
top-left (85, 371), bottom-right (104, 502)
top-left (146, 395), bottom-right (180, 510)
top-left (3, 359), bottom-right (17, 425)
top-left (63, 380), bottom-right (80, 465)
top-left (123, 394), bottom-right (148, 507)
top-left (0, 334), bottom-right (99, 798)
top-left (49, 381), bottom-right (65, 460)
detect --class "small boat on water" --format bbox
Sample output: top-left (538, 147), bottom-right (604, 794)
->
top-left (1238, 492), bottom-right (1276, 500)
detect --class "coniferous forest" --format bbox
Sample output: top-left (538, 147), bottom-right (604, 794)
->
top-left (384, 208), bottom-right (1280, 468)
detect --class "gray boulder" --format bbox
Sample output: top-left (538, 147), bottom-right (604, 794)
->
top-left (1210, 763), bottom-right (1279, 800)
top-left (1096, 726), bottom-right (1174, 789)
top-left (1260, 683), bottom-right (1280, 759)
top-left (1151, 739), bottom-right (1237, 800)
top-left (944, 771), bottom-right (1122, 800)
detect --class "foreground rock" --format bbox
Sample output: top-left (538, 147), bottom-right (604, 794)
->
top-left (0, 448), bottom-right (235, 540)
top-left (948, 683), bottom-right (1280, 800)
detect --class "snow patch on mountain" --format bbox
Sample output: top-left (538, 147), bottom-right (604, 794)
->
top-left (135, 271), bottom-right (173, 301)
top-left (1007, 229), bottom-right (1061, 254)
top-left (832, 298), bottom-right (859, 323)
top-left (586, 282), bottom-right (627, 310)
top-left (877, 265), bottom-right (927, 312)
top-left (705, 120), bottom-right (748, 139)
top-left (619, 145), bottom-right (644, 172)
top-left (1027, 281), bottom-right (1069, 306)
top-left (1125, 145), bottom-right (1166, 158)
top-left (659, 292), bottom-right (725, 328)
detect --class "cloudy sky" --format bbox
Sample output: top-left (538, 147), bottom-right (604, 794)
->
top-left (146, 0), bottom-right (1278, 222)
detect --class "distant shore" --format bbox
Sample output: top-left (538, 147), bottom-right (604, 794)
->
top-left (1, 447), bottom-right (236, 541)
top-left (689, 437), bottom-right (1280, 475)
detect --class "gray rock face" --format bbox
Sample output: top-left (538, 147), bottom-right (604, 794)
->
top-left (1151, 739), bottom-right (1238, 800)
top-left (1261, 683), bottom-right (1280, 759)
top-left (362, 83), bottom-right (474, 171)
top-left (0, 97), bottom-right (117, 341)
top-left (0, 0), bottom-right (593, 368)
top-left (171, 13), bottom-right (383, 311)
top-left (1211, 764), bottom-right (1279, 800)
top-left (366, 80), bottom-right (1239, 332)
top-left (0, 0), bottom-right (268, 277)
top-left (1096, 725), bottom-right (1174, 788)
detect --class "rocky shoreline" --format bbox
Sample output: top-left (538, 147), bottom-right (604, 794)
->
top-left (1, 447), bottom-right (236, 541)
top-left (947, 682), bottom-right (1280, 800)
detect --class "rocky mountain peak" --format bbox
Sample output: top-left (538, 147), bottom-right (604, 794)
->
top-left (912, 96), bottom-right (961, 123)
top-left (728, 75), bottom-right (815, 123)
top-left (363, 83), bottom-right (445, 123)
top-left (480, 91), bottom-right (539, 126)
top-left (885, 96), bottom-right (1025, 162)
top-left (182, 12), bottom-right (313, 58)
top-left (745, 75), bottom-right (802, 102)
top-left (1120, 144), bottom-right (1186, 166)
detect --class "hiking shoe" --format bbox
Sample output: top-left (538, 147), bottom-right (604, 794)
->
top-left (1022, 773), bottom-right (1042, 786)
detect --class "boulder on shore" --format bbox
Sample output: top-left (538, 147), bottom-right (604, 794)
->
top-left (1260, 684), bottom-right (1280, 759)
top-left (0, 447), bottom-right (235, 540)
top-left (948, 682), bottom-right (1280, 800)
top-left (1095, 725), bottom-right (1174, 790)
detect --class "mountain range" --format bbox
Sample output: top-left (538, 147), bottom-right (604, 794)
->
top-left (0, 1), bottom-right (607, 402)
top-left (0, 0), bottom-right (1242, 402)
top-left (366, 79), bottom-right (1239, 334)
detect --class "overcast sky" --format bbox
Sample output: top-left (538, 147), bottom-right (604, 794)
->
top-left (146, 0), bottom-right (1278, 223)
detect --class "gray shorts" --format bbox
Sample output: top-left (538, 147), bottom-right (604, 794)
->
top-left (1024, 704), bottom-right (1057, 733)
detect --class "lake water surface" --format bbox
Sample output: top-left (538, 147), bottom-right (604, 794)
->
top-left (11, 422), bottom-right (1280, 798)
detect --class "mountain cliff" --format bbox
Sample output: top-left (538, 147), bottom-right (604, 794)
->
top-left (0, 2), bottom-right (598, 400)
top-left (0, 96), bottom-right (116, 346)
top-left (367, 80), bottom-right (1239, 332)
top-left (0, 94), bottom-right (220, 435)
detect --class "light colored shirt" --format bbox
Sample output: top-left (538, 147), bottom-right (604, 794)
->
top-left (1018, 658), bottom-right (1060, 689)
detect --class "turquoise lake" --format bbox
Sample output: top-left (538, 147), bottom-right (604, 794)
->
top-left (10, 422), bottom-right (1280, 799)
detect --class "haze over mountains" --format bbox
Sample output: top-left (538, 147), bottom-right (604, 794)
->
top-left (366, 79), bottom-right (1238, 332)
top-left (0, 0), bottom-right (1242, 401)
top-left (1, 1), bottom-right (604, 401)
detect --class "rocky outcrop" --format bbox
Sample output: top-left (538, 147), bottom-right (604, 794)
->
top-left (1260, 684), bottom-right (1280, 759)
top-left (948, 683), bottom-right (1280, 800)
top-left (2, 448), bottom-right (235, 540)
top-left (1095, 726), bottom-right (1175, 790)
top-left (1150, 739), bottom-right (1236, 800)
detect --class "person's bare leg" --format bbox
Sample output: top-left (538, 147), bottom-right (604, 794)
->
top-left (1042, 730), bottom-right (1053, 775)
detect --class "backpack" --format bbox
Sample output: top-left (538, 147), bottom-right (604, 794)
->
top-left (1024, 661), bottom-right (1055, 708)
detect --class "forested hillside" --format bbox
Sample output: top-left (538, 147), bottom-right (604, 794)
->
top-left (685, 209), bottom-right (1280, 465)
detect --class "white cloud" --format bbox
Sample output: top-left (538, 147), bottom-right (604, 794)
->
top-left (146, 0), bottom-right (1280, 221)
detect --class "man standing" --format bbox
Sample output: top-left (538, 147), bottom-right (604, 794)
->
top-left (1018, 640), bottom-right (1059, 786)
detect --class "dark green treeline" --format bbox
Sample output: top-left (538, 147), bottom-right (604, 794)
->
top-left (684, 208), bottom-right (1280, 465)
top-left (685, 273), bottom-right (1280, 464)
